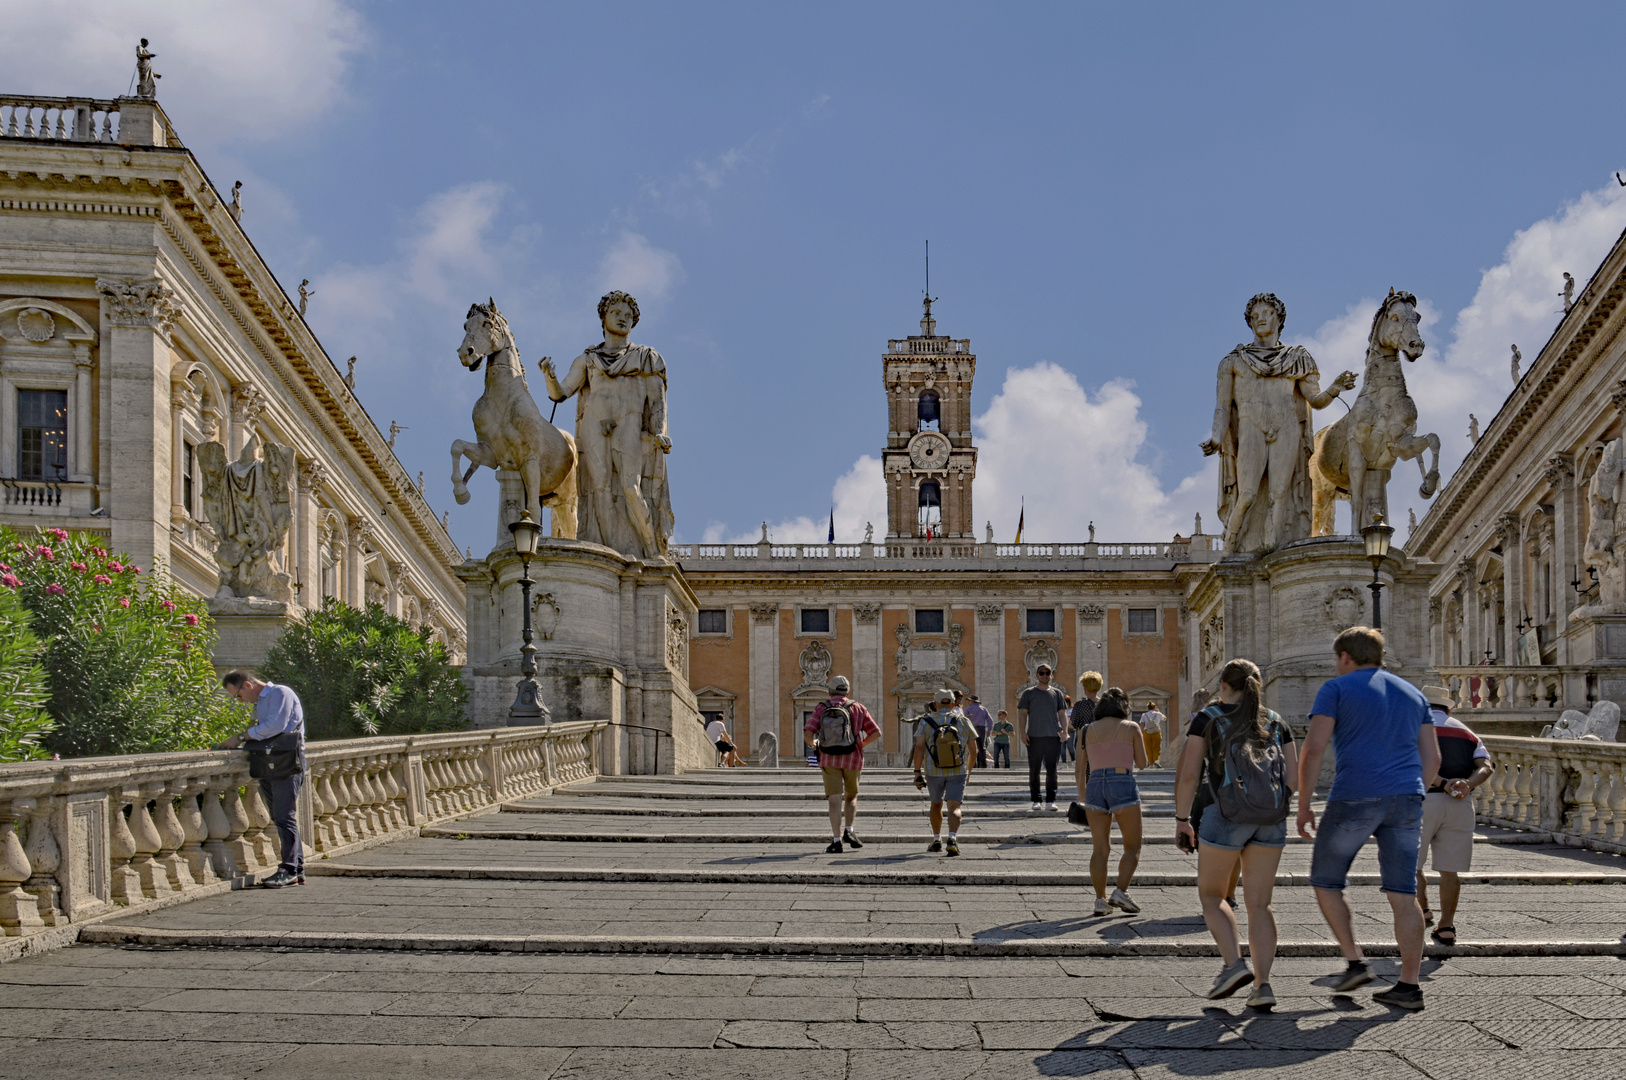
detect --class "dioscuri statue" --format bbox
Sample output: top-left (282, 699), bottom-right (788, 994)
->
top-left (198, 436), bottom-right (296, 601)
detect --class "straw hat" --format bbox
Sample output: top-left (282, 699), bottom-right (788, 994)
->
top-left (1422, 685), bottom-right (1452, 709)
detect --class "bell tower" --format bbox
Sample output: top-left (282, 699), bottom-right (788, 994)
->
top-left (882, 296), bottom-right (978, 540)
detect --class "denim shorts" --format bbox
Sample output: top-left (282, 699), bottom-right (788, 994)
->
top-left (926, 772), bottom-right (967, 803)
top-left (1198, 803), bottom-right (1287, 850)
top-left (1309, 794), bottom-right (1424, 894)
top-left (1083, 769), bottom-right (1139, 812)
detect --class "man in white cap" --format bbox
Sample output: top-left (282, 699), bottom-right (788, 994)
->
top-left (912, 688), bottom-right (979, 856)
top-left (1416, 685), bottom-right (1493, 946)
top-left (804, 675), bottom-right (881, 853)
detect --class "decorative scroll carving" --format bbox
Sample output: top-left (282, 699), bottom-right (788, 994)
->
top-left (976, 603), bottom-right (1003, 624)
top-left (296, 459), bottom-right (328, 499)
top-left (852, 602), bottom-right (881, 624)
top-left (798, 639), bottom-right (833, 688)
top-left (96, 277), bottom-right (177, 337)
top-left (1325, 586), bottom-right (1365, 632)
top-left (1545, 453), bottom-right (1575, 488)
top-left (532, 592), bottom-right (560, 641)
top-left (749, 602), bottom-right (779, 624)
top-left (231, 384), bottom-right (268, 427)
top-left (1023, 639), bottom-right (1059, 681)
top-left (1077, 604), bottom-right (1106, 623)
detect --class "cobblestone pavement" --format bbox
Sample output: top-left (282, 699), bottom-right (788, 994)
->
top-left (6, 767), bottom-right (1626, 1077)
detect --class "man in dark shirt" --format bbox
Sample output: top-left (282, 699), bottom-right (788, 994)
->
top-left (1416, 686), bottom-right (1493, 946)
top-left (1018, 664), bottom-right (1068, 812)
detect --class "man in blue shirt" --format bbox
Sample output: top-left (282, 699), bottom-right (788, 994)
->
top-left (1298, 627), bottom-right (1440, 1011)
top-left (217, 671), bottom-right (307, 888)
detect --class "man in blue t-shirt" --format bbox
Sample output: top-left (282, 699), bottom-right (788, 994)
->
top-left (1298, 627), bottom-right (1440, 1011)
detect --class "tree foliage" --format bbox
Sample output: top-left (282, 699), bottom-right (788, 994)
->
top-left (257, 600), bottom-right (468, 740)
top-left (0, 579), bottom-right (53, 762)
top-left (0, 526), bottom-right (247, 757)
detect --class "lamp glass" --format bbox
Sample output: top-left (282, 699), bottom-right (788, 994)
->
top-left (509, 511), bottom-right (541, 557)
top-left (1362, 517), bottom-right (1393, 563)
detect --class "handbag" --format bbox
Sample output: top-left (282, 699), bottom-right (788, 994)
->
top-left (244, 731), bottom-right (304, 780)
top-left (1067, 801), bottom-right (1089, 826)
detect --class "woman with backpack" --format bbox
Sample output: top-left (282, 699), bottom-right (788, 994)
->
top-left (1174, 659), bottom-right (1299, 1009)
top-left (1078, 687), bottom-right (1149, 916)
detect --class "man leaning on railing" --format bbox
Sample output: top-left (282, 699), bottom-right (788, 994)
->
top-left (215, 672), bottom-right (306, 888)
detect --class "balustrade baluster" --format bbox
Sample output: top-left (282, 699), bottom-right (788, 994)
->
top-left (377, 761), bottom-right (405, 830)
top-left (175, 780), bottom-right (217, 887)
top-left (21, 796), bottom-right (62, 926)
top-left (52, 109), bottom-right (65, 138)
top-left (349, 761), bottom-right (378, 839)
top-left (151, 782), bottom-right (196, 891)
top-left (1607, 765), bottom-right (1626, 843)
top-left (220, 784), bottom-right (258, 873)
top-left (200, 778), bottom-right (237, 879)
top-left (1569, 757), bottom-right (1598, 837)
top-left (362, 759), bottom-right (389, 834)
top-left (129, 786), bottom-right (175, 897)
top-left (108, 788), bottom-right (143, 903)
top-left (339, 764), bottom-right (365, 839)
top-left (241, 784), bottom-right (277, 867)
top-left (0, 799), bottom-right (44, 936)
top-left (311, 767), bottom-right (338, 850)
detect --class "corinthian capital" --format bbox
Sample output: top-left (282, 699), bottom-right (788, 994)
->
top-left (231, 384), bottom-right (267, 425)
top-left (296, 458), bottom-right (328, 498)
top-left (97, 277), bottom-right (178, 337)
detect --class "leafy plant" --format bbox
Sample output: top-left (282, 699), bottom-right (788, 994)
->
top-left (257, 600), bottom-right (468, 740)
top-left (0, 579), bottom-right (53, 762)
top-left (0, 526), bottom-right (247, 757)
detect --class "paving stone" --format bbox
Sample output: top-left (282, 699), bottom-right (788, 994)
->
top-left (137, 988), bottom-right (407, 1015)
top-left (0, 1038), bottom-right (296, 1080)
top-left (375, 992), bottom-right (631, 1018)
top-left (1120, 1048), bottom-right (1430, 1078)
top-left (620, 994), bottom-right (855, 1021)
top-left (449, 1017), bottom-right (723, 1047)
top-left (1476, 1019), bottom-right (1626, 1049)
top-left (977, 1017), bottom-right (1248, 1049)
top-left (190, 1013), bottom-right (478, 1045)
top-left (277, 1043), bottom-right (573, 1079)
top-left (1400, 1050), bottom-right (1626, 1079)
top-left (714, 1020), bottom-right (817, 1048)
top-left (1537, 994), bottom-right (1626, 1018)
top-left (847, 1049), bottom-right (1137, 1079)
top-left (861, 997), bottom-right (1098, 1022)
top-left (1236, 1015), bottom-right (1504, 1050)
top-left (549, 1048), bottom-right (848, 1079)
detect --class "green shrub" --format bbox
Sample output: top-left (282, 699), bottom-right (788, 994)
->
top-left (257, 600), bottom-right (468, 740)
top-left (0, 526), bottom-right (247, 757)
top-left (0, 579), bottom-right (53, 762)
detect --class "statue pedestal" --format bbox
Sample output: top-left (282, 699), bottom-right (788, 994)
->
top-left (1184, 537), bottom-right (1431, 783)
top-left (457, 538), bottom-right (705, 774)
top-left (207, 597), bottom-right (303, 674)
top-left (1560, 610), bottom-right (1626, 706)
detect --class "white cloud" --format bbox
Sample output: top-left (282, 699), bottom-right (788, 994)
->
top-left (701, 455), bottom-right (885, 545)
top-left (597, 231), bottom-right (685, 309)
top-left (0, 0), bottom-right (366, 145)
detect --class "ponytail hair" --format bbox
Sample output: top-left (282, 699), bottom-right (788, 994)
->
top-left (1210, 659), bottom-right (1270, 771)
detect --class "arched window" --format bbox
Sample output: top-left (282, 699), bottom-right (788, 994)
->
top-left (917, 390), bottom-right (940, 431)
top-left (918, 480), bottom-right (941, 535)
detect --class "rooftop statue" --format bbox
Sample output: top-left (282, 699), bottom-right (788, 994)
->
top-left (451, 298), bottom-right (578, 539)
top-left (542, 291), bottom-right (674, 561)
top-left (198, 435), bottom-right (295, 602)
top-left (135, 39), bottom-right (159, 99)
top-left (1310, 289), bottom-right (1441, 536)
top-left (1201, 293), bottom-right (1356, 553)
top-left (1511, 343), bottom-right (1521, 382)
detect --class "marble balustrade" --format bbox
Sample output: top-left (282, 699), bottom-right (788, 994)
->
top-left (0, 721), bottom-right (607, 937)
top-left (1475, 735), bottom-right (1626, 853)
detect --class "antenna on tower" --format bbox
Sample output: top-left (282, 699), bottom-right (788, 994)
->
top-left (921, 240), bottom-right (938, 335)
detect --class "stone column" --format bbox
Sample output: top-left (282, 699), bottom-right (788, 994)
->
top-left (748, 603), bottom-right (779, 753)
top-left (1548, 455), bottom-right (1578, 661)
top-left (296, 460), bottom-right (326, 609)
top-left (168, 383), bottom-right (192, 531)
top-left (96, 277), bottom-right (178, 575)
top-left (851, 604), bottom-right (881, 725)
top-left (347, 517), bottom-right (370, 607)
top-left (1077, 604), bottom-right (1107, 687)
top-left (976, 603), bottom-right (1005, 716)
top-left (72, 345), bottom-right (93, 483)
top-left (1500, 513), bottom-right (1521, 662)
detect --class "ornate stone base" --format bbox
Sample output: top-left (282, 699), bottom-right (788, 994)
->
top-left (206, 598), bottom-right (303, 674)
top-left (1560, 610), bottom-right (1626, 706)
top-left (457, 538), bottom-right (705, 774)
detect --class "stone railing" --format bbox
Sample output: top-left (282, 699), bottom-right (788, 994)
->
top-left (887, 338), bottom-right (972, 354)
top-left (0, 96), bottom-right (120, 143)
top-left (0, 722), bottom-right (606, 944)
top-left (1434, 666), bottom-right (1575, 712)
top-left (1474, 735), bottom-right (1626, 853)
top-left (670, 537), bottom-right (1222, 571)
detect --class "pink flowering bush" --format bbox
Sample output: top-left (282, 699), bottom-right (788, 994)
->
top-left (0, 526), bottom-right (244, 757)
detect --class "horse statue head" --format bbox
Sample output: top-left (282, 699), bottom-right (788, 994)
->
top-left (458, 298), bottom-right (516, 372)
top-left (1368, 288), bottom-right (1425, 362)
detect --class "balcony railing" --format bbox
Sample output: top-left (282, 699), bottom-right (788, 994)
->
top-left (1433, 666), bottom-right (1574, 712)
top-left (0, 96), bottom-right (120, 142)
top-left (668, 538), bottom-right (1217, 568)
top-left (886, 339), bottom-right (972, 355)
top-left (1475, 735), bottom-right (1626, 854)
top-left (0, 722), bottom-right (606, 941)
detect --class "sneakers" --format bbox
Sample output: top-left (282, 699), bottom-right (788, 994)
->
top-left (1108, 888), bottom-right (1140, 914)
top-left (1207, 960), bottom-right (1254, 1000)
top-left (1093, 897), bottom-right (1111, 916)
top-left (945, 838), bottom-right (960, 857)
top-left (259, 867), bottom-right (301, 889)
top-left (1372, 983), bottom-right (1425, 1011)
top-left (927, 838), bottom-right (943, 853)
top-left (1332, 960), bottom-right (1375, 993)
top-left (1031, 802), bottom-right (1043, 812)
top-left (842, 829), bottom-right (864, 850)
top-left (1043, 802), bottom-right (1060, 812)
top-left (1246, 982), bottom-right (1275, 1009)
top-left (825, 839), bottom-right (843, 854)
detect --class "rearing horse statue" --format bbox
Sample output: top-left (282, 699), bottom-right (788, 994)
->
top-left (450, 299), bottom-right (577, 538)
top-left (1310, 289), bottom-right (1440, 536)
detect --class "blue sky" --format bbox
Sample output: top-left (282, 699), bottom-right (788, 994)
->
top-left (11, 2), bottom-right (1626, 550)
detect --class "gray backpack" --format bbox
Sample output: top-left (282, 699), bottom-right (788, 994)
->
top-left (816, 699), bottom-right (858, 755)
top-left (1204, 705), bottom-right (1290, 826)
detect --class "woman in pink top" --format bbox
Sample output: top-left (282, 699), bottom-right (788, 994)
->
top-left (1079, 687), bottom-right (1150, 915)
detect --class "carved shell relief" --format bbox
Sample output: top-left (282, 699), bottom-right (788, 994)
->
top-left (531, 592), bottom-right (561, 640)
top-left (16, 308), bottom-right (54, 342)
top-left (1325, 586), bottom-right (1365, 632)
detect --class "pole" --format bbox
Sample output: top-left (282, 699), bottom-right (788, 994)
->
top-left (1369, 564), bottom-right (1383, 631)
top-left (508, 554), bottom-right (551, 725)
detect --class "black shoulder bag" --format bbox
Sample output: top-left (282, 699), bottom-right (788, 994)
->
top-left (245, 731), bottom-right (304, 780)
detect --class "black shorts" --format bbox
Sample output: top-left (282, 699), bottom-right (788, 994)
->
top-left (715, 740), bottom-right (735, 753)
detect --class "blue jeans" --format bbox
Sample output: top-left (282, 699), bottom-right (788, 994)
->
top-left (993, 743), bottom-right (1011, 768)
top-left (1309, 794), bottom-right (1424, 895)
top-left (1083, 769), bottom-right (1138, 812)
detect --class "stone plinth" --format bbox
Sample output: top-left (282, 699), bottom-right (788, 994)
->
top-left (206, 597), bottom-right (303, 673)
top-left (1559, 610), bottom-right (1626, 707)
top-left (457, 538), bottom-right (705, 774)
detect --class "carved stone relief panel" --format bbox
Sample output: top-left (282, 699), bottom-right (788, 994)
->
top-left (976, 603), bottom-right (1003, 624)
top-left (799, 638), bottom-right (833, 687)
top-left (1325, 586), bottom-right (1365, 632)
top-left (1201, 613), bottom-right (1224, 673)
top-left (852, 602), bottom-right (881, 624)
top-left (750, 603), bottom-right (779, 624)
top-left (666, 599), bottom-right (689, 676)
top-left (1023, 639), bottom-right (1059, 681)
top-left (1078, 604), bottom-right (1106, 623)
top-left (531, 592), bottom-right (561, 640)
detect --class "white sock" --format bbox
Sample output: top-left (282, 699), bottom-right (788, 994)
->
top-left (933, 833), bottom-right (941, 840)
top-left (947, 831), bottom-right (957, 839)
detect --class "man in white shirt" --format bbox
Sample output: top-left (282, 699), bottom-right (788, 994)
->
top-left (704, 716), bottom-right (742, 767)
top-left (1138, 702), bottom-right (1166, 766)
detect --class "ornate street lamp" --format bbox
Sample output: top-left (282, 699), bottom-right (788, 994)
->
top-left (1361, 513), bottom-right (1395, 630)
top-left (507, 511), bottom-right (551, 725)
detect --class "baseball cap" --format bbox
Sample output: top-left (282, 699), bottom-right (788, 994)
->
top-left (829, 675), bottom-right (851, 694)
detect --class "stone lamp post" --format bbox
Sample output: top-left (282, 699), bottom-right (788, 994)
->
top-left (507, 511), bottom-right (551, 725)
top-left (1362, 514), bottom-right (1395, 630)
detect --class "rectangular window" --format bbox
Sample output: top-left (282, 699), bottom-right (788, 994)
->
top-left (1025, 608), bottom-right (1056, 634)
top-left (17, 389), bottom-right (68, 482)
top-left (697, 609), bottom-right (728, 634)
top-left (800, 608), bottom-right (831, 634)
top-left (183, 441), bottom-right (196, 516)
top-left (1126, 608), bottom-right (1158, 634)
top-left (914, 608), bottom-right (945, 634)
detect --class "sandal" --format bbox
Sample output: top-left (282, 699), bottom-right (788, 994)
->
top-left (1431, 925), bottom-right (1456, 945)
top-left (1420, 907), bottom-right (1434, 926)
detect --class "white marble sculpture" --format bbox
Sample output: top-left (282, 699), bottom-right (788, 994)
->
top-left (1202, 293), bottom-right (1356, 553)
top-left (1468, 414), bottom-right (1480, 444)
top-left (1562, 272), bottom-right (1576, 313)
top-left (135, 39), bottom-right (159, 99)
top-left (451, 299), bottom-right (578, 538)
top-left (1310, 290), bottom-right (1441, 536)
top-left (542, 291), bottom-right (674, 561)
top-left (197, 436), bottom-right (295, 601)
top-left (1541, 700), bottom-right (1621, 742)
top-left (1581, 437), bottom-right (1626, 611)
top-left (1511, 343), bottom-right (1521, 382)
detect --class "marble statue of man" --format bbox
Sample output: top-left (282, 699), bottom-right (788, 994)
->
top-left (1201, 293), bottom-right (1355, 554)
top-left (541, 291), bottom-right (674, 560)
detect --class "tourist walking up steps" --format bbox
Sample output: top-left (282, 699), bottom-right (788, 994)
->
top-left (962, 692), bottom-right (994, 768)
top-left (1174, 659), bottom-right (1298, 1008)
top-left (804, 676), bottom-right (881, 853)
top-left (992, 711), bottom-right (1014, 768)
top-left (217, 672), bottom-right (306, 889)
top-left (1138, 700), bottom-right (1167, 767)
top-left (1299, 627), bottom-right (1441, 1011)
top-left (913, 689), bottom-right (979, 856)
top-left (1176, 687), bottom-right (1238, 908)
top-left (1080, 687), bottom-right (1149, 915)
top-left (1416, 685), bottom-right (1494, 946)
top-left (1019, 664), bottom-right (1067, 811)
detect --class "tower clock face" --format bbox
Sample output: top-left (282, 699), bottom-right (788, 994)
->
top-left (908, 432), bottom-right (952, 470)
